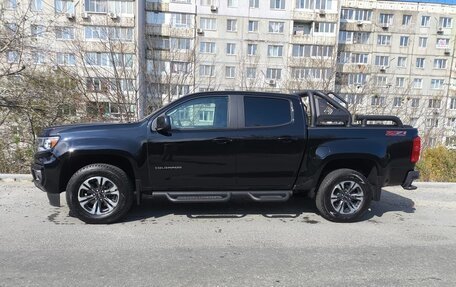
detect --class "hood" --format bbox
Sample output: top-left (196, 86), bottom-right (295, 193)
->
top-left (39, 121), bottom-right (143, 137)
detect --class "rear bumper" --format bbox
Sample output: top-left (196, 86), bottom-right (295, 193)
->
top-left (402, 170), bottom-right (419, 190)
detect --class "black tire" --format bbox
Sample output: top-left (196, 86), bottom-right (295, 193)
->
top-left (316, 168), bottom-right (372, 222)
top-left (66, 164), bottom-right (134, 224)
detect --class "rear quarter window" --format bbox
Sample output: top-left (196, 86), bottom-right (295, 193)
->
top-left (244, 96), bottom-right (292, 127)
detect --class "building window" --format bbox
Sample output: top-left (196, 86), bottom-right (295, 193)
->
top-left (249, 0), bottom-right (259, 8)
top-left (31, 51), bottom-right (45, 65)
top-left (267, 45), bottom-right (283, 57)
top-left (227, 0), bottom-right (238, 7)
top-left (225, 66), bottom-right (236, 78)
top-left (375, 76), bottom-right (388, 87)
top-left (450, 98), bottom-right (456, 109)
top-left (416, 58), bottom-right (425, 68)
top-left (171, 61), bottom-right (190, 74)
top-left (342, 94), bottom-right (363, 105)
top-left (31, 0), bottom-right (43, 11)
top-left (297, 0), bottom-right (333, 10)
top-left (200, 0), bottom-right (215, 6)
top-left (375, 55), bottom-right (389, 66)
top-left (425, 118), bottom-right (439, 128)
top-left (434, 59), bottom-right (447, 69)
top-left (55, 0), bottom-right (75, 13)
top-left (31, 25), bottom-right (46, 38)
top-left (270, 0), bottom-right (285, 9)
top-left (340, 8), bottom-right (372, 21)
top-left (247, 44), bottom-right (257, 56)
top-left (436, 38), bottom-right (450, 48)
top-left (402, 15), bottom-right (411, 25)
top-left (226, 19), bottom-right (237, 31)
top-left (397, 57), bottom-right (407, 67)
top-left (226, 43), bottom-right (236, 55)
top-left (446, 137), bottom-right (456, 147)
top-left (399, 36), bottom-right (409, 47)
top-left (396, 77), bottom-right (405, 88)
top-left (419, 37), bottom-right (427, 48)
top-left (56, 52), bottom-right (76, 66)
top-left (411, 98), bottom-right (420, 108)
top-left (393, 97), bottom-right (402, 107)
top-left (85, 0), bottom-right (133, 14)
top-left (85, 52), bottom-right (134, 68)
top-left (268, 21), bottom-right (284, 33)
top-left (421, 16), bottom-right (430, 27)
top-left (431, 79), bottom-right (444, 89)
top-left (377, 35), bottom-right (391, 46)
top-left (291, 68), bottom-right (330, 80)
top-left (379, 13), bottom-right (393, 25)
top-left (55, 26), bottom-right (75, 40)
top-left (314, 22), bottom-right (335, 34)
top-left (448, 117), bottom-right (456, 127)
top-left (170, 38), bottom-right (192, 50)
top-left (266, 68), bottom-right (282, 80)
top-left (246, 67), bottom-right (256, 78)
top-left (5, 0), bottom-right (17, 9)
top-left (348, 73), bottom-right (367, 85)
top-left (412, 78), bottom-right (422, 89)
top-left (371, 96), bottom-right (385, 106)
top-left (200, 42), bottom-right (216, 53)
top-left (339, 52), bottom-right (369, 64)
top-left (292, 44), bottom-right (333, 57)
top-left (199, 64), bottom-right (215, 77)
top-left (171, 13), bottom-right (192, 28)
top-left (200, 18), bottom-right (216, 30)
top-left (84, 26), bottom-right (133, 42)
top-left (428, 99), bottom-right (442, 108)
top-left (248, 20), bottom-right (258, 32)
top-left (439, 17), bottom-right (452, 28)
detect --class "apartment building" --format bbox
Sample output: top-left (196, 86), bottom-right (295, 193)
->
top-left (2, 0), bottom-right (139, 120)
top-left (1, 0), bottom-right (456, 147)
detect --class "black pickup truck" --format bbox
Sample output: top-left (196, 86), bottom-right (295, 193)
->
top-left (32, 91), bottom-right (420, 224)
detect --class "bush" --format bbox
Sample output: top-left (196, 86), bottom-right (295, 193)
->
top-left (416, 146), bottom-right (456, 182)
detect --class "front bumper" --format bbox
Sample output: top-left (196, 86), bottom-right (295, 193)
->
top-left (402, 170), bottom-right (419, 190)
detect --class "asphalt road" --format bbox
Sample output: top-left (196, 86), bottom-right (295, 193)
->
top-left (1, 182), bottom-right (456, 286)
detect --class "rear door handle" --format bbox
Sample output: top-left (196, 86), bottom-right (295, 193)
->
top-left (212, 137), bottom-right (233, 144)
top-left (278, 136), bottom-right (293, 143)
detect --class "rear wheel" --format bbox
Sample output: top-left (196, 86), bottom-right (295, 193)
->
top-left (316, 169), bottom-right (372, 222)
top-left (66, 164), bottom-right (134, 224)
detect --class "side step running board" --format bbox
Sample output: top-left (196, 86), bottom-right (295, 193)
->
top-left (154, 191), bottom-right (292, 203)
top-left (158, 192), bottom-right (231, 203)
top-left (247, 191), bottom-right (291, 202)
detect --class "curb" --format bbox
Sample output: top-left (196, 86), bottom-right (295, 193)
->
top-left (0, 174), bottom-right (33, 182)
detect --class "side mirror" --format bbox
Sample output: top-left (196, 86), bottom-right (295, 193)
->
top-left (156, 115), bottom-right (171, 133)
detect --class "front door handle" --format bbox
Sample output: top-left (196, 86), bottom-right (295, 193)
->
top-left (212, 137), bottom-right (233, 144)
top-left (277, 136), bottom-right (293, 143)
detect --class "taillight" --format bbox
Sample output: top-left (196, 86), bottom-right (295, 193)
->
top-left (411, 136), bottom-right (421, 163)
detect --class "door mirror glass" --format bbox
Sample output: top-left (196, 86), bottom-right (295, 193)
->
top-left (156, 115), bottom-right (171, 133)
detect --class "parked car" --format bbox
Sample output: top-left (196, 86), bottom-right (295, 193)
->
top-left (32, 90), bottom-right (420, 223)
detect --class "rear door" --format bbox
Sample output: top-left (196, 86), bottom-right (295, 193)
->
top-left (235, 95), bottom-right (307, 190)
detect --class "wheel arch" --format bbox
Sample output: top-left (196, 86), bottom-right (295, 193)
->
top-left (59, 153), bottom-right (137, 193)
top-left (315, 157), bottom-right (381, 199)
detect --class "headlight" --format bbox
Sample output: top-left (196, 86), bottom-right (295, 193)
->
top-left (36, 136), bottom-right (60, 152)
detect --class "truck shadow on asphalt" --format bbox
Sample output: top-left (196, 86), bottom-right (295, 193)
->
top-left (123, 190), bottom-right (415, 223)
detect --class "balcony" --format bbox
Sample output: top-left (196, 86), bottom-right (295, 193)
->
top-left (145, 2), bottom-right (169, 12)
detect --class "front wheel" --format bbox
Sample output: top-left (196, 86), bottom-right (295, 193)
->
top-left (66, 164), bottom-right (134, 224)
top-left (316, 169), bottom-right (372, 222)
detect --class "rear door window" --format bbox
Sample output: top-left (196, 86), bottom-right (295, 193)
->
top-left (244, 96), bottom-right (292, 127)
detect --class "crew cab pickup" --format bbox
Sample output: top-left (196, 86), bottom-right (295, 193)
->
top-left (32, 91), bottom-right (420, 224)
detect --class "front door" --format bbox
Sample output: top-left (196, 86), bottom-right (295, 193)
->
top-left (148, 95), bottom-right (236, 190)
